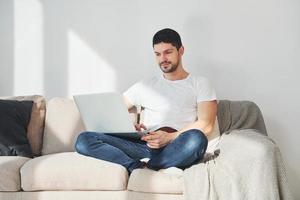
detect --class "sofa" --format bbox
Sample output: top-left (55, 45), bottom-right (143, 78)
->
top-left (0, 95), bottom-right (291, 200)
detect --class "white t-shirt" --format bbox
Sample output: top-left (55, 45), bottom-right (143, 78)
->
top-left (123, 74), bottom-right (218, 138)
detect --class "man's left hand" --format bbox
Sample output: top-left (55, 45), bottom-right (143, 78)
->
top-left (141, 130), bottom-right (178, 149)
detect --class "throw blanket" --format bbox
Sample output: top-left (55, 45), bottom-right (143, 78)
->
top-left (183, 100), bottom-right (293, 200)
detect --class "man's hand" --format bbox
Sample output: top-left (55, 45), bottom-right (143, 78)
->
top-left (141, 130), bottom-right (179, 149)
top-left (134, 123), bottom-right (147, 131)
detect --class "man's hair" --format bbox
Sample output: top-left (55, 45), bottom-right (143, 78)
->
top-left (152, 28), bottom-right (182, 50)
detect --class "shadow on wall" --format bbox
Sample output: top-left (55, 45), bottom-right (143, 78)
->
top-left (183, 15), bottom-right (262, 101)
top-left (40, 0), bottom-right (144, 98)
top-left (41, 0), bottom-right (70, 98)
top-left (183, 15), bottom-right (215, 75)
top-left (0, 0), bottom-right (14, 96)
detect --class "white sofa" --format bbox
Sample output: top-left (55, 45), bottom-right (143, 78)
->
top-left (0, 97), bottom-right (188, 200)
top-left (1, 96), bottom-right (281, 200)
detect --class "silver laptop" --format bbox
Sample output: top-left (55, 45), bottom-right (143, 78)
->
top-left (73, 92), bottom-right (149, 139)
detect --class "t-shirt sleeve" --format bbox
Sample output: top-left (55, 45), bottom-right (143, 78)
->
top-left (196, 77), bottom-right (217, 102)
top-left (123, 82), bottom-right (141, 106)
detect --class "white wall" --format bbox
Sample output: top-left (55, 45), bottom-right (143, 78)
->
top-left (1, 0), bottom-right (299, 198)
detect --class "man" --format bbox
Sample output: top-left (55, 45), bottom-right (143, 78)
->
top-left (75, 28), bottom-right (217, 174)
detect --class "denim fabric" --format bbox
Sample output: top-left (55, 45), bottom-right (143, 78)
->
top-left (75, 129), bottom-right (208, 174)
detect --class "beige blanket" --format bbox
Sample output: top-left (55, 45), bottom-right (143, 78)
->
top-left (183, 100), bottom-right (293, 200)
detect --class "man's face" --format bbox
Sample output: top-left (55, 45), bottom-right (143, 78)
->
top-left (153, 42), bottom-right (183, 73)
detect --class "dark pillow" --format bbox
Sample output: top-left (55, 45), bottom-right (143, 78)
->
top-left (0, 100), bottom-right (33, 157)
top-left (0, 95), bottom-right (47, 156)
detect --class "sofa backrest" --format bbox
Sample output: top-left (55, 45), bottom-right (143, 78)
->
top-left (42, 98), bottom-right (267, 155)
top-left (42, 98), bottom-right (86, 155)
top-left (42, 97), bottom-right (221, 155)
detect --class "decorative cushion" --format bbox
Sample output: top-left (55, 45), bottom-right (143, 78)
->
top-left (0, 95), bottom-right (46, 156)
top-left (20, 152), bottom-right (128, 191)
top-left (128, 167), bottom-right (183, 194)
top-left (0, 100), bottom-right (33, 157)
top-left (0, 156), bottom-right (31, 191)
top-left (42, 98), bottom-right (85, 155)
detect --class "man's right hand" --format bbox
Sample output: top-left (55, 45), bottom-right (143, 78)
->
top-left (134, 123), bottom-right (147, 131)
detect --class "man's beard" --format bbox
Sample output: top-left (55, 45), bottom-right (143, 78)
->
top-left (159, 61), bottom-right (179, 73)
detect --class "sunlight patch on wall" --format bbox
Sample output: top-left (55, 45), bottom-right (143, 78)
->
top-left (68, 30), bottom-right (116, 97)
top-left (14, 0), bottom-right (44, 96)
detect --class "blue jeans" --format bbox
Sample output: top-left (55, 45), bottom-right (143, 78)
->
top-left (75, 129), bottom-right (208, 174)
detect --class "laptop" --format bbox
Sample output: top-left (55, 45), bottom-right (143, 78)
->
top-left (73, 92), bottom-right (150, 139)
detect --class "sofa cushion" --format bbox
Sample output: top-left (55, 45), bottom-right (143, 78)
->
top-left (42, 98), bottom-right (85, 155)
top-left (20, 152), bottom-right (128, 191)
top-left (0, 95), bottom-right (46, 156)
top-left (128, 167), bottom-right (183, 194)
top-left (0, 156), bottom-right (31, 191)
